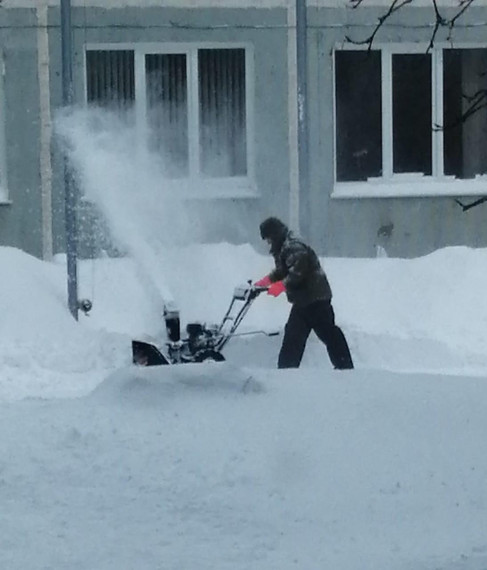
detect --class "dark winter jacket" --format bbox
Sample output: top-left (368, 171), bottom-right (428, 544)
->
top-left (260, 217), bottom-right (332, 307)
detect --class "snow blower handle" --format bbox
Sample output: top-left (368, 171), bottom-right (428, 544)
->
top-left (233, 281), bottom-right (268, 301)
top-left (249, 287), bottom-right (267, 300)
top-left (249, 282), bottom-right (269, 299)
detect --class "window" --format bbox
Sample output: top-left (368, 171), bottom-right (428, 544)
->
top-left (335, 50), bottom-right (382, 181)
top-left (334, 47), bottom-right (487, 195)
top-left (86, 50), bottom-right (135, 115)
top-left (392, 53), bottom-right (432, 175)
top-left (145, 53), bottom-right (188, 177)
top-left (443, 49), bottom-right (487, 179)
top-left (198, 49), bottom-right (247, 178)
top-left (86, 45), bottom-right (251, 187)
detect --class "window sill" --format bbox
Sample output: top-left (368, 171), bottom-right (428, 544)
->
top-left (79, 179), bottom-right (260, 205)
top-left (172, 178), bottom-right (259, 200)
top-left (332, 176), bottom-right (487, 199)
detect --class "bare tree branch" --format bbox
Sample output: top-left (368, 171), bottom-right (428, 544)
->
top-left (344, 1), bottom-right (487, 213)
top-left (434, 89), bottom-right (487, 130)
top-left (346, 0), bottom-right (476, 52)
top-left (427, 0), bottom-right (448, 51)
top-left (348, 0), bottom-right (367, 8)
top-left (454, 196), bottom-right (487, 211)
top-left (347, 0), bottom-right (487, 131)
top-left (449, 0), bottom-right (475, 27)
top-left (345, 0), bottom-right (413, 50)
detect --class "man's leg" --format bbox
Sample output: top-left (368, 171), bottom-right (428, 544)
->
top-left (278, 305), bottom-right (311, 368)
top-left (308, 300), bottom-right (354, 370)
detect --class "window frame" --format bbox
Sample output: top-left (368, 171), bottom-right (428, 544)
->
top-left (332, 42), bottom-right (487, 199)
top-left (84, 42), bottom-right (256, 198)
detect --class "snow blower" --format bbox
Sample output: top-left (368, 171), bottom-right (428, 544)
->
top-left (132, 281), bottom-right (277, 366)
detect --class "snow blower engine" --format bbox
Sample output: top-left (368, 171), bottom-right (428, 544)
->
top-left (132, 281), bottom-right (277, 366)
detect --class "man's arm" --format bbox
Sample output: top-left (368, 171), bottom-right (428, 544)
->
top-left (268, 251), bottom-right (286, 282)
top-left (282, 243), bottom-right (310, 289)
top-left (269, 267), bottom-right (285, 282)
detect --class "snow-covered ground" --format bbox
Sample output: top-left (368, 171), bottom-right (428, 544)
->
top-left (3, 107), bottom-right (485, 569)
top-left (1, 243), bottom-right (487, 570)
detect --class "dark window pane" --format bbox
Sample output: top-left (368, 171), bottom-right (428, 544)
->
top-left (146, 54), bottom-right (189, 178)
top-left (198, 48), bottom-right (247, 177)
top-left (444, 48), bottom-right (487, 179)
top-left (335, 50), bottom-right (382, 182)
top-left (392, 54), bottom-right (432, 175)
top-left (86, 50), bottom-right (135, 115)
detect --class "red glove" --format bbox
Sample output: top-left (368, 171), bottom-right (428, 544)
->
top-left (268, 281), bottom-right (286, 297)
top-left (254, 275), bottom-right (271, 287)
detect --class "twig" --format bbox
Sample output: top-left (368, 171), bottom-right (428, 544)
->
top-left (346, 0), bottom-right (477, 51)
top-left (454, 196), bottom-right (487, 211)
top-left (346, 0), bottom-right (413, 50)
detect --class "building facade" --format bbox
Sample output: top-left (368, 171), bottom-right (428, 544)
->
top-left (0, 0), bottom-right (487, 259)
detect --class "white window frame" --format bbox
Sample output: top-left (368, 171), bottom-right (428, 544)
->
top-left (84, 42), bottom-right (257, 199)
top-left (333, 42), bottom-right (487, 199)
top-left (0, 54), bottom-right (8, 204)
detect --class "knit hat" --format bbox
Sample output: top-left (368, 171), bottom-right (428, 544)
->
top-left (259, 217), bottom-right (288, 242)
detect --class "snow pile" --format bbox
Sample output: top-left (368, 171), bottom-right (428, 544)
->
top-left (1, 243), bottom-right (487, 570)
top-left (0, 247), bottom-right (129, 400)
top-left (3, 243), bottom-right (487, 401)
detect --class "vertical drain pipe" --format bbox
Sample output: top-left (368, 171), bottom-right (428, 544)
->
top-left (61, 0), bottom-right (79, 320)
top-left (288, 0), bottom-right (300, 233)
top-left (37, 1), bottom-right (53, 261)
top-left (295, 0), bottom-right (310, 240)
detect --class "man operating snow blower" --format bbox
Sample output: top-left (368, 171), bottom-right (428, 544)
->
top-left (255, 216), bottom-right (354, 370)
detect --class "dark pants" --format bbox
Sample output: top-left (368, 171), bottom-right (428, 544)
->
top-left (278, 299), bottom-right (354, 370)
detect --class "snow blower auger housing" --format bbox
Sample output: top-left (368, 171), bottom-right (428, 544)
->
top-left (132, 281), bottom-right (276, 366)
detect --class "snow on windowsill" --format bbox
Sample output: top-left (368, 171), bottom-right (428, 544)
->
top-left (332, 174), bottom-right (487, 199)
top-left (176, 178), bottom-right (260, 200)
top-left (80, 182), bottom-right (260, 209)
top-left (137, 178), bottom-right (260, 201)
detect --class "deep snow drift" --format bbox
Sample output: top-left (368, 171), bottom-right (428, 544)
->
top-left (1, 243), bottom-right (487, 570)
